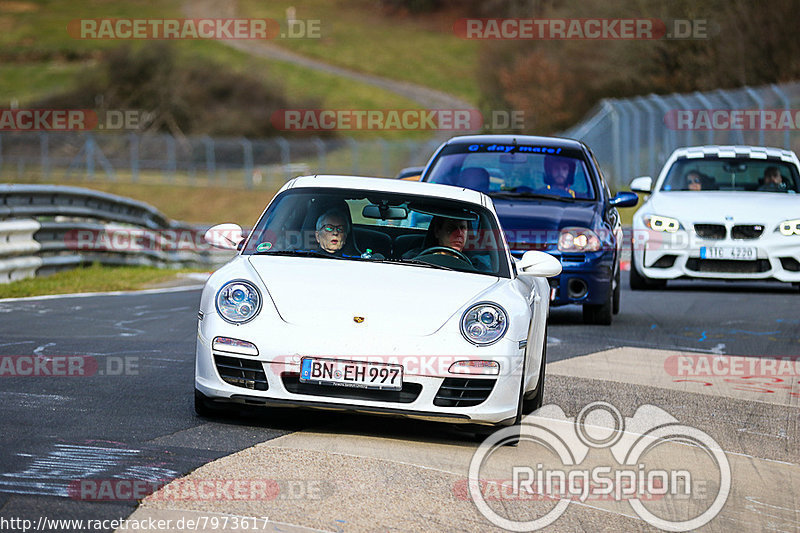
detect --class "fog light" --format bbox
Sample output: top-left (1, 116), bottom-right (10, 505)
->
top-left (212, 336), bottom-right (258, 356)
top-left (449, 360), bottom-right (500, 375)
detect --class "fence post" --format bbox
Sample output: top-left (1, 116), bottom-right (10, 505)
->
top-left (202, 136), bottom-right (215, 182)
top-left (715, 89), bottom-right (744, 145)
top-left (648, 95), bottom-right (673, 165)
top-left (275, 137), bottom-right (290, 179)
top-left (692, 91), bottom-right (715, 146)
top-left (129, 133), bottom-right (139, 182)
top-left (86, 134), bottom-right (95, 180)
top-left (771, 84), bottom-right (791, 149)
top-left (165, 135), bottom-right (176, 183)
top-left (241, 137), bottom-right (254, 189)
top-left (313, 137), bottom-right (326, 173)
top-left (39, 133), bottom-right (50, 181)
top-left (607, 100), bottom-right (621, 186)
top-left (744, 86), bottom-right (765, 146)
top-left (347, 137), bottom-right (359, 175)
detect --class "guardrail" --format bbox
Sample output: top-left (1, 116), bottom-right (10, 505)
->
top-left (0, 184), bottom-right (233, 283)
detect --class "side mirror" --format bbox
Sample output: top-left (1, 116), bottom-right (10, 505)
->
top-left (204, 223), bottom-right (244, 251)
top-left (609, 191), bottom-right (639, 208)
top-left (517, 251), bottom-right (562, 278)
top-left (630, 176), bottom-right (653, 193)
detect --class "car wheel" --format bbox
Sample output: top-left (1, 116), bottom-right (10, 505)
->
top-left (629, 252), bottom-right (667, 291)
top-left (522, 325), bottom-right (547, 414)
top-left (612, 267), bottom-right (621, 315)
top-left (583, 286), bottom-right (613, 325)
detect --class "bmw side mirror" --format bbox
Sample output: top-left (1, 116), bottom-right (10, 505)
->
top-left (630, 176), bottom-right (653, 193)
top-left (204, 223), bottom-right (244, 250)
top-left (517, 251), bottom-right (562, 278)
top-left (609, 191), bottom-right (639, 208)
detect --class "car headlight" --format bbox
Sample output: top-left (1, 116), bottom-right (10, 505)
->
top-left (461, 303), bottom-right (508, 346)
top-left (644, 214), bottom-right (682, 233)
top-left (558, 227), bottom-right (601, 252)
top-left (777, 219), bottom-right (800, 236)
top-left (215, 280), bottom-right (262, 324)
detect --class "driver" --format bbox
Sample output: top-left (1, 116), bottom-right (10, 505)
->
top-left (314, 209), bottom-right (349, 255)
top-left (432, 217), bottom-right (468, 253)
top-left (541, 155), bottom-right (577, 198)
top-left (758, 166), bottom-right (787, 192)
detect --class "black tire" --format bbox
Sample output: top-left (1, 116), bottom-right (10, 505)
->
top-left (583, 285), bottom-right (613, 325)
top-left (522, 325), bottom-right (547, 414)
top-left (612, 267), bottom-right (621, 315)
top-left (629, 252), bottom-right (667, 291)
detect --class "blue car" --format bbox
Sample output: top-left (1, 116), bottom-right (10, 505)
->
top-left (419, 135), bottom-right (638, 324)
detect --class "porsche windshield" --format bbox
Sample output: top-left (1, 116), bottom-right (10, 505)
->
top-left (660, 158), bottom-right (800, 193)
top-left (425, 143), bottom-right (596, 200)
top-left (243, 187), bottom-right (511, 278)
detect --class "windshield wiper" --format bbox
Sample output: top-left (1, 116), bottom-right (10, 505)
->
top-left (373, 257), bottom-right (458, 272)
top-left (487, 191), bottom-right (574, 202)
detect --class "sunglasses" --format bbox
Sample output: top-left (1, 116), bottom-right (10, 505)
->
top-left (320, 224), bottom-right (346, 233)
top-left (687, 177), bottom-right (701, 184)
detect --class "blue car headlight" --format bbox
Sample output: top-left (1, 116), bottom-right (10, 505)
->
top-left (461, 303), bottom-right (508, 346)
top-left (215, 280), bottom-right (262, 324)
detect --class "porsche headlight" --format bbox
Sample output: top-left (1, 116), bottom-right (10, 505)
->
top-left (215, 280), bottom-right (262, 324)
top-left (461, 303), bottom-right (508, 346)
top-left (644, 214), bottom-right (682, 233)
top-left (778, 219), bottom-right (800, 236)
top-left (558, 227), bottom-right (601, 252)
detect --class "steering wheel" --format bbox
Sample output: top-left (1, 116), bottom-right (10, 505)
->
top-left (417, 246), bottom-right (471, 263)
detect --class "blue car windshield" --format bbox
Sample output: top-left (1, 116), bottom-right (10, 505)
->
top-left (426, 143), bottom-right (596, 200)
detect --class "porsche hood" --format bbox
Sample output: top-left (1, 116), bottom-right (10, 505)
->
top-left (248, 256), bottom-right (500, 335)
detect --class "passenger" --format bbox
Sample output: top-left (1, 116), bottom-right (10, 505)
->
top-left (758, 166), bottom-right (787, 192)
top-left (314, 209), bottom-right (349, 255)
top-left (541, 156), bottom-right (577, 198)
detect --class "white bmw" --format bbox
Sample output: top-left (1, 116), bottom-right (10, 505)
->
top-left (194, 175), bottom-right (561, 432)
top-left (630, 145), bottom-right (800, 289)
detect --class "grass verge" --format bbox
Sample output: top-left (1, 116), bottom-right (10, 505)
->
top-left (0, 263), bottom-right (206, 299)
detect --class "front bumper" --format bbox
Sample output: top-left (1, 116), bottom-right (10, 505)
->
top-left (195, 313), bottom-right (531, 427)
top-left (632, 226), bottom-right (800, 282)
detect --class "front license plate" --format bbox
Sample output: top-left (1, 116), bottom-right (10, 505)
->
top-left (700, 246), bottom-right (757, 260)
top-left (300, 357), bottom-right (403, 391)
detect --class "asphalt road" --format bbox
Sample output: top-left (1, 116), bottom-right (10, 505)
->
top-left (0, 276), bottom-right (798, 531)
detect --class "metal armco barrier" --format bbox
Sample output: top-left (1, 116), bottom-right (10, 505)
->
top-left (0, 184), bottom-right (233, 283)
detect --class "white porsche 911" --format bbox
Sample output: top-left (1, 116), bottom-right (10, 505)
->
top-left (194, 175), bottom-right (561, 432)
top-left (630, 145), bottom-right (800, 290)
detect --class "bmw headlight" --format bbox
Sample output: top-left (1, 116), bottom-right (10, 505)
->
top-left (644, 214), bottom-right (683, 233)
top-left (558, 227), bottom-right (601, 252)
top-left (215, 280), bottom-right (262, 324)
top-left (461, 303), bottom-right (508, 345)
top-left (777, 219), bottom-right (800, 236)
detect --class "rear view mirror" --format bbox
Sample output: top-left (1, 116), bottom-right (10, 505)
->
top-left (362, 204), bottom-right (409, 220)
top-left (204, 223), bottom-right (244, 250)
top-left (517, 251), bottom-right (562, 278)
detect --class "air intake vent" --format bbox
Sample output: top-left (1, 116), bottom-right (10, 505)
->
top-left (434, 378), bottom-right (496, 407)
top-left (731, 225), bottom-right (764, 240)
top-left (281, 373), bottom-right (421, 403)
top-left (686, 258), bottom-right (770, 274)
top-left (214, 355), bottom-right (268, 390)
top-left (694, 224), bottom-right (726, 239)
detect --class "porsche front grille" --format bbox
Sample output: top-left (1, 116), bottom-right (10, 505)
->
top-left (214, 354), bottom-right (268, 391)
top-left (434, 378), bottom-right (496, 407)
